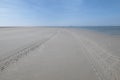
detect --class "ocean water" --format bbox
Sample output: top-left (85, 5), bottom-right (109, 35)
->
top-left (81, 26), bottom-right (120, 36)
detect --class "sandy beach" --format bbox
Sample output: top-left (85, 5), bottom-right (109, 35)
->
top-left (0, 28), bottom-right (120, 80)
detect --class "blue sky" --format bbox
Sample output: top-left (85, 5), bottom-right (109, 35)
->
top-left (0, 0), bottom-right (120, 26)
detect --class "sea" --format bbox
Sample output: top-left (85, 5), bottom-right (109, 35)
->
top-left (80, 26), bottom-right (120, 36)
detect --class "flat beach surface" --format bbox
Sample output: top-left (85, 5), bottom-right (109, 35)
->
top-left (0, 28), bottom-right (120, 80)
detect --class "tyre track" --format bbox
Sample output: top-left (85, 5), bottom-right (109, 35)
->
top-left (0, 32), bottom-right (58, 72)
top-left (66, 29), bottom-right (120, 80)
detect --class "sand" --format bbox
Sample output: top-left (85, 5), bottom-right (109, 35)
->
top-left (0, 28), bottom-right (120, 80)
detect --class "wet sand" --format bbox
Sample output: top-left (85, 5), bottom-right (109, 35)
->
top-left (0, 28), bottom-right (120, 80)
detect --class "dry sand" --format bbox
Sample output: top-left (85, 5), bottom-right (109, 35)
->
top-left (0, 28), bottom-right (120, 80)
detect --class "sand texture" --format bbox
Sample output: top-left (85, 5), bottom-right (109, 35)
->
top-left (0, 28), bottom-right (120, 80)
